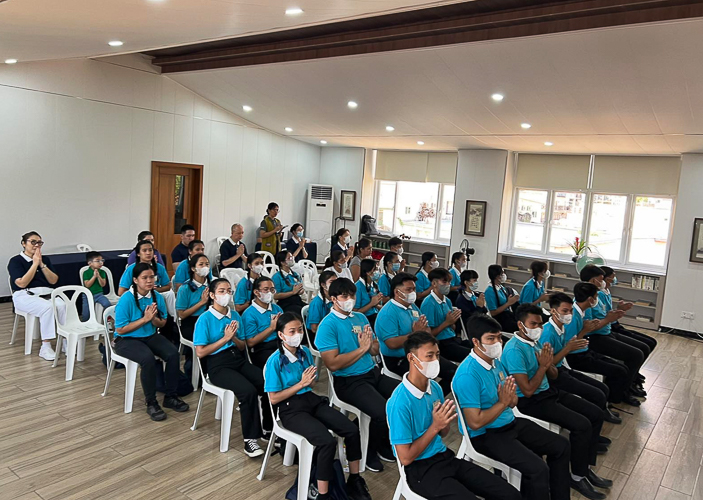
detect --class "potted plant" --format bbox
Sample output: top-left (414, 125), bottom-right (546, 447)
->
top-left (568, 237), bottom-right (589, 262)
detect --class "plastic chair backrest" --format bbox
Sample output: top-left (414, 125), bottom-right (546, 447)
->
top-left (451, 380), bottom-right (473, 439)
top-left (103, 305), bottom-right (117, 357)
top-left (300, 305), bottom-right (315, 349)
top-left (220, 268), bottom-right (247, 289)
top-left (52, 286), bottom-right (96, 327)
top-left (79, 265), bottom-right (118, 298)
top-left (258, 251), bottom-right (277, 277)
top-left (217, 236), bottom-right (228, 248)
top-left (297, 259), bottom-right (317, 279)
top-left (77, 244), bottom-right (93, 252)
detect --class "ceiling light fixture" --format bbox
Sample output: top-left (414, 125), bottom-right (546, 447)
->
top-left (320, 140), bottom-right (328, 145)
top-left (4, 58), bottom-right (17, 64)
top-left (285, 7), bottom-right (304, 15)
top-left (417, 141), bottom-right (425, 145)
top-left (347, 101), bottom-right (358, 109)
top-left (242, 105), bottom-right (252, 112)
top-left (285, 127), bottom-right (293, 133)
top-left (544, 141), bottom-right (554, 146)
top-left (521, 123), bottom-right (531, 129)
top-left (491, 93), bottom-right (504, 102)
top-left (385, 125), bottom-right (395, 132)
top-left (108, 40), bottom-right (124, 47)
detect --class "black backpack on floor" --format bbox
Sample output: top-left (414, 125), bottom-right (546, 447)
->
top-left (285, 457), bottom-right (348, 500)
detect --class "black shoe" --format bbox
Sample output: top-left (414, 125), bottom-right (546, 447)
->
top-left (346, 474), bottom-right (372, 500)
top-left (636, 373), bottom-right (646, 383)
top-left (163, 396), bottom-right (189, 412)
top-left (244, 439), bottom-right (264, 458)
top-left (604, 408), bottom-right (622, 424)
top-left (622, 394), bottom-right (642, 407)
top-left (261, 430), bottom-right (272, 442)
top-left (630, 385), bottom-right (647, 398)
top-left (365, 454), bottom-right (384, 473)
top-left (598, 435), bottom-right (612, 445)
top-left (571, 478), bottom-right (606, 500)
top-left (146, 400), bottom-right (167, 421)
top-left (587, 469), bottom-right (613, 489)
top-left (607, 405), bottom-right (621, 417)
top-left (597, 443), bottom-right (609, 454)
top-left (377, 448), bottom-right (395, 463)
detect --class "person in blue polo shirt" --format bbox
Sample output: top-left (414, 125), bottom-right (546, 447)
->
top-left (118, 240), bottom-right (171, 295)
top-left (447, 251), bottom-right (466, 304)
top-left (387, 331), bottom-right (520, 500)
top-left (414, 252), bottom-right (438, 304)
top-left (484, 264), bottom-right (519, 332)
top-left (454, 314), bottom-right (571, 500)
top-left (316, 277), bottom-right (400, 473)
top-left (305, 271), bottom-right (336, 340)
top-left (114, 263), bottom-right (189, 422)
top-left (234, 252), bottom-right (265, 313)
top-left (241, 276), bottom-right (284, 368)
top-left (264, 312), bottom-right (371, 500)
top-left (176, 253), bottom-right (211, 383)
top-left (354, 259), bottom-right (383, 328)
top-left (375, 273), bottom-right (456, 395)
top-left (519, 261), bottom-right (551, 305)
top-left (504, 304), bottom-right (612, 500)
top-left (420, 268), bottom-right (471, 363)
top-left (173, 240), bottom-right (212, 292)
top-left (272, 250), bottom-right (305, 315)
top-left (378, 251), bottom-right (399, 301)
top-left (194, 278), bottom-right (272, 458)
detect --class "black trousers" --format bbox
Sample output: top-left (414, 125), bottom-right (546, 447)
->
top-left (207, 347), bottom-right (273, 439)
top-left (114, 333), bottom-right (180, 402)
top-left (179, 315), bottom-right (198, 382)
top-left (438, 336), bottom-right (472, 363)
top-left (249, 339), bottom-right (278, 369)
top-left (611, 331), bottom-right (651, 363)
top-left (472, 418), bottom-right (571, 500)
top-left (518, 388), bottom-right (603, 476)
top-left (566, 350), bottom-right (630, 404)
top-left (277, 294), bottom-right (304, 316)
top-left (383, 354), bottom-right (456, 396)
top-left (612, 322), bottom-right (657, 354)
top-left (551, 365), bottom-right (609, 410)
top-left (279, 392), bottom-right (361, 482)
top-left (405, 449), bottom-right (521, 500)
top-left (587, 334), bottom-right (644, 386)
top-left (333, 366), bottom-right (400, 456)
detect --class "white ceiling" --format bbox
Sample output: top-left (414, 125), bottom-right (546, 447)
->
top-left (0, 0), bottom-right (464, 62)
top-left (169, 18), bottom-right (703, 155)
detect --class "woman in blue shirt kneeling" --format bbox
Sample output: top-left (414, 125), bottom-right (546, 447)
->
top-left (264, 313), bottom-right (371, 500)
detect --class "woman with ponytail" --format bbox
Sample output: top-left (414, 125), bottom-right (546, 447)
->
top-left (519, 260), bottom-right (551, 306)
top-left (414, 252), bottom-right (438, 303)
top-left (378, 251), bottom-right (400, 302)
top-left (114, 263), bottom-right (188, 421)
top-left (350, 237), bottom-right (373, 282)
top-left (354, 259), bottom-right (383, 328)
top-left (240, 276), bottom-right (284, 368)
top-left (484, 264), bottom-right (519, 332)
top-left (324, 250), bottom-right (353, 281)
top-left (234, 252), bottom-right (265, 313)
top-left (306, 271), bottom-right (337, 338)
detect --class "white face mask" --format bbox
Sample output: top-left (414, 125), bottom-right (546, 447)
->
top-left (520, 323), bottom-right (543, 342)
top-left (195, 267), bottom-right (210, 277)
top-left (439, 284), bottom-right (451, 296)
top-left (252, 264), bottom-right (264, 275)
top-left (430, 260), bottom-right (440, 269)
top-left (215, 294), bottom-right (232, 307)
top-left (543, 270), bottom-right (551, 280)
top-left (469, 282), bottom-right (479, 292)
top-left (412, 354), bottom-right (441, 379)
top-left (556, 312), bottom-right (573, 325)
top-left (403, 291), bottom-right (417, 304)
top-left (396, 247), bottom-right (404, 256)
top-left (337, 298), bottom-right (355, 313)
top-left (344, 235), bottom-right (351, 244)
top-left (283, 333), bottom-right (303, 348)
top-left (481, 342), bottom-right (502, 359)
top-left (590, 297), bottom-right (600, 308)
top-left (598, 280), bottom-right (606, 290)
top-left (285, 259), bottom-right (296, 268)
top-left (337, 262), bottom-right (347, 269)
top-left (500, 273), bottom-right (507, 283)
top-left (258, 291), bottom-right (273, 304)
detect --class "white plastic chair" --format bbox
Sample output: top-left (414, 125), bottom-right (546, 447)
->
top-left (190, 357), bottom-right (238, 453)
top-left (512, 407), bottom-right (561, 434)
top-left (258, 251), bottom-right (277, 277)
top-left (389, 444), bottom-right (429, 500)
top-left (327, 369), bottom-right (371, 472)
top-left (8, 277), bottom-right (41, 355)
top-left (298, 259), bottom-right (319, 303)
top-left (78, 265), bottom-right (119, 330)
top-left (563, 358), bottom-right (605, 382)
top-left (380, 351), bottom-right (403, 382)
top-left (300, 306), bottom-right (322, 371)
top-left (177, 317), bottom-right (200, 390)
top-left (76, 244), bottom-right (93, 252)
top-left (451, 382), bottom-right (522, 489)
top-left (217, 236), bottom-right (228, 247)
top-left (51, 286), bottom-right (104, 381)
top-left (101, 306), bottom-right (140, 413)
top-left (220, 268), bottom-right (247, 289)
top-left (459, 319), bottom-right (469, 342)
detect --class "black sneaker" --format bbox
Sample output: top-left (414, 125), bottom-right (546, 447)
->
top-left (571, 478), bottom-right (606, 500)
top-left (146, 400), bottom-right (167, 421)
top-left (244, 439), bottom-right (264, 458)
top-left (365, 454), bottom-right (384, 473)
top-left (163, 396), bottom-right (189, 412)
top-left (346, 474), bottom-right (372, 500)
top-left (377, 448), bottom-right (395, 463)
top-left (261, 430), bottom-right (272, 442)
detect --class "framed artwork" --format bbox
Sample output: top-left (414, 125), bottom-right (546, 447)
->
top-left (341, 190), bottom-right (357, 221)
top-left (689, 218), bottom-right (703, 263)
top-left (464, 200), bottom-right (487, 237)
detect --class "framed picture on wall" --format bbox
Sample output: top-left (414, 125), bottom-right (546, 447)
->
top-left (464, 200), bottom-right (487, 237)
top-left (689, 218), bottom-right (703, 263)
top-left (341, 190), bottom-right (357, 221)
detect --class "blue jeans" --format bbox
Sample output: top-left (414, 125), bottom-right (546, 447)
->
top-left (82, 292), bottom-right (112, 321)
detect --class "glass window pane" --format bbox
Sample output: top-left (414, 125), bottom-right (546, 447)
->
top-left (439, 185), bottom-right (455, 240)
top-left (628, 197), bottom-right (673, 267)
top-left (588, 194), bottom-right (628, 261)
top-left (376, 181), bottom-right (396, 232)
top-left (513, 189), bottom-right (548, 251)
top-left (395, 181), bottom-right (439, 240)
top-left (548, 191), bottom-right (586, 254)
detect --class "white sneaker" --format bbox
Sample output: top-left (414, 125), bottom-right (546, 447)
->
top-left (39, 343), bottom-right (56, 361)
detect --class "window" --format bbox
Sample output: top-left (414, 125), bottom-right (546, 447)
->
top-left (629, 197), bottom-right (673, 267)
top-left (440, 185), bottom-right (455, 240)
top-left (548, 191), bottom-right (586, 254)
top-left (588, 194), bottom-right (628, 261)
top-left (513, 189), bottom-right (548, 251)
top-left (376, 181), bottom-right (396, 232)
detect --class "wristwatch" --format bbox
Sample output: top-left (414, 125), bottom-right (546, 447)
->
top-left (40, 264), bottom-right (47, 270)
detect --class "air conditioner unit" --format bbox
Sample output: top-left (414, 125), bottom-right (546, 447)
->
top-left (307, 184), bottom-right (334, 265)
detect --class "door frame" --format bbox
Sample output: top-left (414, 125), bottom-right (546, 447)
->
top-left (150, 161), bottom-right (204, 242)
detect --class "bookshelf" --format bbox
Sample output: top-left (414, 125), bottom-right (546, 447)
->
top-left (364, 234), bottom-right (451, 273)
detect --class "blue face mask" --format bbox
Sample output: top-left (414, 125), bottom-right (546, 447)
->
top-left (391, 263), bottom-right (401, 273)
top-left (371, 271), bottom-right (381, 282)
top-left (296, 231), bottom-right (304, 238)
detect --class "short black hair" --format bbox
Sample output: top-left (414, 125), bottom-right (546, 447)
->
top-left (428, 268), bottom-right (451, 282)
top-left (451, 251), bottom-right (465, 265)
top-left (267, 202), bottom-right (279, 211)
top-left (516, 303), bottom-right (543, 323)
top-left (137, 230), bottom-right (152, 241)
top-left (181, 224), bottom-right (196, 234)
top-left (404, 332), bottom-right (437, 355)
top-left (390, 272), bottom-right (416, 297)
top-left (188, 239), bottom-right (204, 251)
top-left (85, 251), bottom-right (102, 262)
top-left (601, 266), bottom-right (615, 278)
top-left (328, 277), bottom-right (357, 298)
top-left (548, 292), bottom-right (573, 309)
top-left (579, 264), bottom-right (604, 282)
top-left (460, 270), bottom-right (479, 283)
top-left (530, 261), bottom-right (548, 278)
top-left (467, 314), bottom-right (502, 341)
top-left (389, 237), bottom-right (402, 247)
top-left (574, 282), bottom-right (599, 302)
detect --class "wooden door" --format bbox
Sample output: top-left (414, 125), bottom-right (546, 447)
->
top-left (150, 161), bottom-right (203, 268)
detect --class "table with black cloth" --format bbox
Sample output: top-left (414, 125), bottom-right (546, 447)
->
top-left (47, 250), bottom-right (131, 289)
top-left (254, 242), bottom-right (317, 263)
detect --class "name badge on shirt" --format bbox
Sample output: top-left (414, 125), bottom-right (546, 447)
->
top-left (498, 371), bottom-right (505, 382)
top-left (352, 325), bottom-right (362, 335)
top-left (411, 310), bottom-right (419, 319)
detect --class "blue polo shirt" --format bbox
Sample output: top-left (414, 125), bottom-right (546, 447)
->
top-left (235, 277), bottom-right (254, 305)
top-left (174, 260), bottom-right (213, 286)
top-left (193, 307), bottom-right (243, 355)
top-left (307, 294), bottom-right (332, 330)
top-left (502, 335), bottom-right (549, 398)
top-left (420, 292), bottom-right (456, 341)
top-left (378, 274), bottom-right (392, 297)
top-left (585, 293), bottom-right (611, 336)
top-left (484, 285), bottom-right (508, 311)
top-left (454, 353), bottom-right (515, 437)
top-left (540, 318), bottom-right (567, 367)
top-left (355, 279), bottom-right (380, 317)
top-left (264, 346), bottom-right (316, 396)
top-left (114, 289), bottom-right (167, 338)
top-left (119, 263), bottom-right (170, 289)
top-left (450, 267), bottom-right (462, 288)
top-left (416, 270), bottom-right (431, 295)
top-left (315, 310), bottom-right (375, 377)
top-left (387, 376), bottom-right (446, 461)
top-left (564, 303), bottom-right (588, 354)
top-left (519, 278), bottom-right (544, 305)
top-left (375, 300), bottom-right (421, 357)
top-left (272, 270), bottom-right (301, 294)
top-left (175, 280), bottom-right (207, 317)
top-left (240, 302), bottom-right (284, 342)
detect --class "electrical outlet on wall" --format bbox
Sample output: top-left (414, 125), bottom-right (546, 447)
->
top-left (681, 311), bottom-right (695, 320)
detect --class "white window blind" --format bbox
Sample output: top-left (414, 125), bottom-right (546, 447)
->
top-left (515, 154), bottom-right (591, 190)
top-left (375, 151), bottom-right (457, 183)
top-left (426, 152), bottom-right (457, 183)
top-left (592, 156), bottom-right (681, 196)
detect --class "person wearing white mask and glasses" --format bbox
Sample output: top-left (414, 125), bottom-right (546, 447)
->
top-left (502, 304), bottom-right (612, 500)
top-left (234, 253), bottom-right (265, 313)
top-left (415, 252), bottom-right (439, 304)
top-left (316, 278), bottom-right (400, 473)
top-left (241, 276), bottom-right (284, 369)
top-left (386, 331), bottom-right (521, 500)
top-left (193, 278), bottom-right (272, 457)
top-left (264, 313), bottom-right (371, 500)
top-left (272, 250), bottom-right (305, 315)
top-left (485, 264), bottom-right (519, 332)
top-left (456, 270), bottom-right (488, 325)
top-left (284, 223), bottom-right (309, 262)
top-left (519, 261), bottom-right (551, 305)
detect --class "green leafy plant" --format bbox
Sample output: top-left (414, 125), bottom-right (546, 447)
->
top-left (567, 237), bottom-right (590, 256)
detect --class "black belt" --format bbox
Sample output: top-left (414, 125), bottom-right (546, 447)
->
top-left (27, 291), bottom-right (51, 299)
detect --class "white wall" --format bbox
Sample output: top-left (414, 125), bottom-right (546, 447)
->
top-left (449, 150), bottom-right (509, 287)
top-left (0, 56), bottom-right (320, 296)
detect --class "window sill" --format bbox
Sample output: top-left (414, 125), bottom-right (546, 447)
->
top-left (500, 250), bottom-right (667, 276)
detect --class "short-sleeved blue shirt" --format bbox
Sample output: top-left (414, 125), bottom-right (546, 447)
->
top-left (519, 278), bottom-right (544, 305)
top-left (378, 273), bottom-right (392, 297)
top-left (502, 335), bottom-right (549, 398)
top-left (306, 294), bottom-right (332, 331)
top-left (315, 310), bottom-right (374, 377)
top-left (564, 303), bottom-right (588, 354)
top-left (114, 289), bottom-right (167, 338)
top-left (585, 290), bottom-right (612, 336)
top-left (193, 307), bottom-right (243, 355)
top-left (375, 300), bottom-right (421, 357)
top-left (387, 376), bottom-right (446, 461)
top-left (119, 263), bottom-right (170, 289)
top-left (264, 346), bottom-right (316, 395)
top-left (272, 270), bottom-right (302, 295)
top-left (235, 277), bottom-right (254, 306)
top-left (454, 353), bottom-right (515, 437)
top-left (420, 292), bottom-right (456, 341)
top-left (174, 260), bottom-right (213, 286)
top-left (484, 285), bottom-right (508, 312)
top-left (450, 267), bottom-right (462, 288)
top-left (416, 270), bottom-right (431, 295)
top-left (240, 302), bottom-right (284, 342)
top-left (355, 279), bottom-right (380, 317)
top-left (540, 319), bottom-right (567, 367)
top-left (175, 280), bottom-right (207, 317)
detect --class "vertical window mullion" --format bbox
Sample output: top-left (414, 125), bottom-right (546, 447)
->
top-left (622, 194), bottom-right (635, 265)
top-left (543, 190), bottom-right (554, 255)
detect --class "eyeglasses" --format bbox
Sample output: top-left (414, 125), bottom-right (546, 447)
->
top-left (91, 259), bottom-right (105, 264)
top-left (259, 288), bottom-right (276, 294)
top-left (27, 240), bottom-right (44, 247)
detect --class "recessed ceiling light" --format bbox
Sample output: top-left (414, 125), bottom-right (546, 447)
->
top-left (285, 127), bottom-right (293, 133)
top-left (242, 105), bottom-right (252, 112)
top-left (320, 140), bottom-right (328, 145)
top-left (285, 7), bottom-right (304, 15)
top-left (521, 123), bottom-right (531, 129)
top-left (4, 59), bottom-right (17, 64)
top-left (108, 40), bottom-right (124, 47)
top-left (417, 141), bottom-right (425, 145)
top-left (544, 141), bottom-right (554, 146)
top-left (347, 101), bottom-right (358, 109)
top-left (491, 93), bottom-right (504, 102)
top-left (385, 125), bottom-right (395, 132)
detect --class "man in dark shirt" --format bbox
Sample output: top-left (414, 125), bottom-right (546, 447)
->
top-left (171, 224), bottom-right (196, 272)
top-left (219, 223), bottom-right (248, 270)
